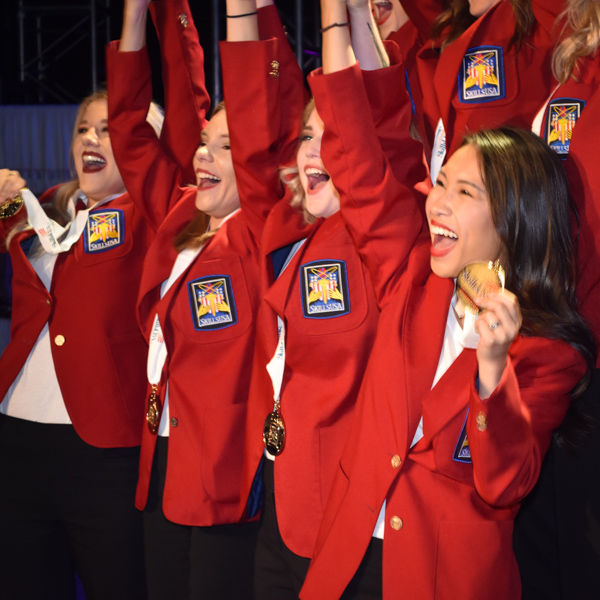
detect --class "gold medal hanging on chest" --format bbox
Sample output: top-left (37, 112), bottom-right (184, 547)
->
top-left (263, 401), bottom-right (286, 456)
top-left (146, 384), bottom-right (160, 435)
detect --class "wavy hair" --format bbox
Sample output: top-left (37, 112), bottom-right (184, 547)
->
top-left (463, 126), bottom-right (596, 450)
top-left (553, 0), bottom-right (600, 84)
top-left (431, 0), bottom-right (534, 50)
top-left (279, 98), bottom-right (317, 225)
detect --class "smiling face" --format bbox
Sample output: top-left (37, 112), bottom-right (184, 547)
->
top-left (426, 144), bottom-right (503, 279)
top-left (468, 0), bottom-right (500, 17)
top-left (72, 99), bottom-right (125, 206)
top-left (371, 0), bottom-right (409, 39)
top-left (192, 108), bottom-right (240, 230)
top-left (296, 108), bottom-right (340, 219)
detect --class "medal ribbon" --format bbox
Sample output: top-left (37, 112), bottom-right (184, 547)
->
top-left (21, 188), bottom-right (119, 254)
top-left (264, 239), bottom-right (306, 456)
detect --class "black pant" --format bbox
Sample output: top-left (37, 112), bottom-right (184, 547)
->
top-left (143, 436), bottom-right (258, 600)
top-left (0, 414), bottom-right (146, 600)
top-left (254, 459), bottom-right (383, 599)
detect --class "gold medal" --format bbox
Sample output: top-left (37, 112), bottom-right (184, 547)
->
top-left (457, 260), bottom-right (505, 316)
top-left (146, 384), bottom-right (160, 435)
top-left (263, 410), bottom-right (286, 456)
top-left (0, 193), bottom-right (24, 219)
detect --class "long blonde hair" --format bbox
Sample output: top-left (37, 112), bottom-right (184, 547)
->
top-left (279, 98), bottom-right (317, 225)
top-left (6, 89), bottom-right (164, 250)
top-left (553, 0), bottom-right (600, 84)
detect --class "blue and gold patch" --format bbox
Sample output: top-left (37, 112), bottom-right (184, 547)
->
top-left (188, 275), bottom-right (238, 331)
top-left (544, 98), bottom-right (586, 159)
top-left (300, 260), bottom-right (350, 319)
top-left (83, 209), bottom-right (125, 253)
top-left (453, 411), bottom-right (472, 464)
top-left (459, 46), bottom-right (505, 104)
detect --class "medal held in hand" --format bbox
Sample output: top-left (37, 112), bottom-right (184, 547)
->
top-left (146, 384), bottom-right (160, 435)
top-left (263, 408), bottom-right (286, 456)
top-left (457, 260), bottom-right (505, 316)
top-left (0, 193), bottom-right (24, 219)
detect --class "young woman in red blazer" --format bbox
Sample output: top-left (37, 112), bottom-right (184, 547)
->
top-left (515, 3), bottom-right (600, 596)
top-left (233, 1), bottom-right (428, 596)
top-left (107, 0), bottom-right (299, 596)
top-left (0, 91), bottom-right (157, 600)
top-left (297, 1), bottom-right (594, 596)
top-left (398, 0), bottom-right (565, 179)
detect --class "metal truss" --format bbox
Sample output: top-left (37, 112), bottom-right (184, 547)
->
top-left (17, 0), bottom-right (111, 103)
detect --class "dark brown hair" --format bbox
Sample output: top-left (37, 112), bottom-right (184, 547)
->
top-left (431, 0), bottom-right (534, 50)
top-left (464, 126), bottom-right (596, 450)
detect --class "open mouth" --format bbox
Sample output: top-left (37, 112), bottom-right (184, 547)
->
top-left (197, 170), bottom-right (221, 189)
top-left (373, 1), bottom-right (393, 26)
top-left (82, 152), bottom-right (106, 173)
top-left (305, 167), bottom-right (331, 194)
top-left (430, 223), bottom-right (458, 256)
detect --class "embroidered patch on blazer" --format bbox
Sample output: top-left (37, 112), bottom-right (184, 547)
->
top-left (300, 260), bottom-right (350, 319)
top-left (544, 98), bottom-right (586, 158)
top-left (459, 46), bottom-right (505, 104)
top-left (453, 411), bottom-right (472, 463)
top-left (83, 209), bottom-right (125, 253)
top-left (188, 275), bottom-right (238, 331)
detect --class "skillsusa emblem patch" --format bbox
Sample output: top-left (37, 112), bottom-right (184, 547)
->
top-left (300, 260), bottom-right (350, 319)
top-left (83, 209), bottom-right (125, 253)
top-left (188, 275), bottom-right (238, 331)
top-left (459, 46), bottom-right (505, 104)
top-left (545, 98), bottom-right (586, 158)
top-left (453, 412), bottom-right (472, 464)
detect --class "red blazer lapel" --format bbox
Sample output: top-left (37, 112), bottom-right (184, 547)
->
top-left (402, 273), bottom-right (454, 448)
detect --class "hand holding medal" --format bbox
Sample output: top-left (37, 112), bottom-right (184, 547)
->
top-left (0, 169), bottom-right (26, 219)
top-left (457, 261), bottom-right (522, 399)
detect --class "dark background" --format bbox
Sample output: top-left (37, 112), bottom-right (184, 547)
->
top-left (0, 0), bottom-right (323, 107)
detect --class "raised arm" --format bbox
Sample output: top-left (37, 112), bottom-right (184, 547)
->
top-left (149, 0), bottom-right (209, 181)
top-left (220, 0), bottom-right (295, 239)
top-left (311, 0), bottom-right (426, 305)
top-left (107, 0), bottom-right (208, 229)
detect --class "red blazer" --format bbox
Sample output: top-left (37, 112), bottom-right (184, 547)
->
top-left (408, 0), bottom-right (563, 159)
top-left (108, 5), bottom-right (296, 525)
top-left (0, 188), bottom-right (154, 448)
top-left (387, 1), bottom-right (445, 159)
top-left (297, 61), bottom-right (586, 599)
top-left (238, 61), bottom-right (426, 558)
top-left (536, 55), bottom-right (600, 364)
top-left (300, 244), bottom-right (583, 600)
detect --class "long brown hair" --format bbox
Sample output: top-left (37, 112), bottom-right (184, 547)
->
top-left (173, 102), bottom-right (226, 251)
top-left (464, 126), bottom-right (596, 449)
top-left (553, 0), bottom-right (600, 84)
top-left (431, 0), bottom-right (534, 50)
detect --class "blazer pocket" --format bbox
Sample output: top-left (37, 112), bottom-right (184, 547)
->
top-left (74, 203), bottom-right (134, 266)
top-left (172, 255), bottom-right (253, 344)
top-left (435, 519), bottom-right (518, 600)
top-left (201, 402), bottom-right (248, 505)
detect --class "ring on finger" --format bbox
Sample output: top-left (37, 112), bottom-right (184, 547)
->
top-left (489, 320), bottom-right (500, 330)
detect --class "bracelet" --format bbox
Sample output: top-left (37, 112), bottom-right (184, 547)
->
top-left (320, 21), bottom-right (350, 33)
top-left (226, 11), bottom-right (258, 18)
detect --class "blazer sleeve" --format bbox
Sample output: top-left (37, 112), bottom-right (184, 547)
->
top-left (258, 3), bottom-right (310, 167)
top-left (106, 40), bottom-right (184, 232)
top-left (149, 0), bottom-right (210, 182)
top-left (220, 36), bottom-right (305, 241)
top-left (308, 62), bottom-right (427, 306)
top-left (466, 337), bottom-right (585, 508)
